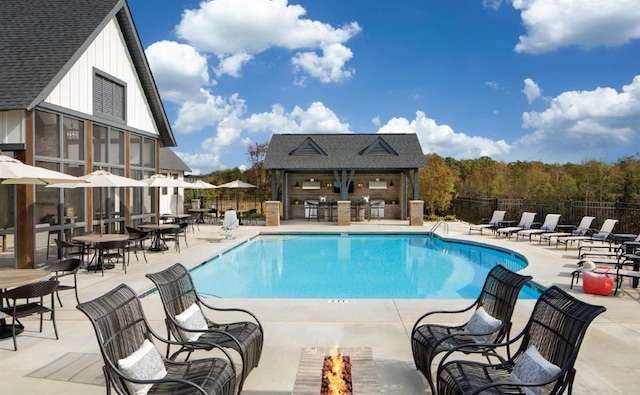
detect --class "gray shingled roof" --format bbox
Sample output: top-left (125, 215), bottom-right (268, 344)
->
top-left (264, 133), bottom-right (425, 170)
top-left (159, 148), bottom-right (191, 173)
top-left (0, 0), bottom-right (175, 147)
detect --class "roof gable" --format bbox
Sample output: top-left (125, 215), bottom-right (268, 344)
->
top-left (0, 0), bottom-right (175, 147)
top-left (289, 137), bottom-right (328, 157)
top-left (264, 133), bottom-right (425, 170)
top-left (359, 136), bottom-right (398, 156)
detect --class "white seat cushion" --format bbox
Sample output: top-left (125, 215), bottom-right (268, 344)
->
top-left (462, 306), bottom-right (502, 343)
top-left (510, 345), bottom-right (562, 395)
top-left (117, 339), bottom-right (167, 395)
top-left (175, 303), bottom-right (208, 341)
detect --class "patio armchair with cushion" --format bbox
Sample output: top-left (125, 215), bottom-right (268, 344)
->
top-left (76, 283), bottom-right (236, 395)
top-left (146, 263), bottom-right (263, 393)
top-left (468, 210), bottom-right (506, 235)
top-left (436, 286), bottom-right (606, 395)
top-left (0, 280), bottom-right (60, 351)
top-left (411, 265), bottom-right (532, 394)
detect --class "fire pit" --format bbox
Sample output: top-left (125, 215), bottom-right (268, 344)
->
top-left (292, 347), bottom-right (379, 395)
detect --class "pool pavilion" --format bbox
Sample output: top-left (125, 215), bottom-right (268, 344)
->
top-left (263, 133), bottom-right (426, 221)
top-left (0, 0), bottom-right (177, 269)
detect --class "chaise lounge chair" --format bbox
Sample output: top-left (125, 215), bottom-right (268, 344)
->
top-left (468, 210), bottom-right (506, 235)
top-left (495, 212), bottom-right (536, 239)
top-left (516, 213), bottom-right (561, 242)
top-left (540, 216), bottom-right (595, 245)
top-left (556, 218), bottom-right (618, 251)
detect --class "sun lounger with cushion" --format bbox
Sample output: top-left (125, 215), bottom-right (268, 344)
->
top-left (495, 212), bottom-right (536, 239)
top-left (556, 218), bottom-right (618, 251)
top-left (539, 216), bottom-right (595, 245)
top-left (515, 213), bottom-right (561, 242)
top-left (468, 210), bottom-right (506, 235)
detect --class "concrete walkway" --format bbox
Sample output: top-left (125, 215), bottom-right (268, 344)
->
top-left (0, 219), bottom-right (638, 394)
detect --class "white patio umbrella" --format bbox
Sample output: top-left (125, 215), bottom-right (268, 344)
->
top-left (49, 169), bottom-right (147, 235)
top-left (0, 152), bottom-right (84, 185)
top-left (140, 174), bottom-right (195, 214)
top-left (218, 179), bottom-right (257, 210)
top-left (191, 180), bottom-right (218, 189)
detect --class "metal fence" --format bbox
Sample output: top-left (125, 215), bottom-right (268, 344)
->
top-left (451, 197), bottom-right (640, 234)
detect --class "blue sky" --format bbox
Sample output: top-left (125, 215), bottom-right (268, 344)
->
top-left (128, 0), bottom-right (640, 174)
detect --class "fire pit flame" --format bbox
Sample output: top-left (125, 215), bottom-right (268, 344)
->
top-left (321, 346), bottom-right (352, 395)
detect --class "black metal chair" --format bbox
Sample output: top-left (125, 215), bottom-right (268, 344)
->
top-left (411, 265), bottom-right (532, 394)
top-left (436, 285), bottom-right (606, 395)
top-left (0, 280), bottom-right (60, 351)
top-left (76, 283), bottom-right (236, 395)
top-left (54, 238), bottom-right (86, 263)
top-left (146, 263), bottom-right (264, 393)
top-left (126, 226), bottom-right (150, 264)
top-left (97, 239), bottom-right (128, 274)
top-left (43, 257), bottom-right (82, 306)
top-left (160, 222), bottom-right (188, 253)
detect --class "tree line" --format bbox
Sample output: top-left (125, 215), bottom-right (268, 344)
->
top-left (419, 153), bottom-right (640, 216)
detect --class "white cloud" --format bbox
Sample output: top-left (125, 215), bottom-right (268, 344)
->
top-left (242, 102), bottom-right (352, 134)
top-left (516, 75), bottom-right (640, 158)
top-left (292, 43), bottom-right (355, 84)
top-left (176, 151), bottom-right (224, 175)
top-left (145, 41), bottom-right (211, 103)
top-left (175, 0), bottom-right (361, 80)
top-left (215, 53), bottom-right (254, 77)
top-left (513, 0), bottom-right (640, 53)
top-left (371, 116), bottom-right (381, 127)
top-left (522, 78), bottom-right (542, 103)
top-left (376, 111), bottom-right (511, 158)
top-left (483, 0), bottom-right (503, 11)
top-left (173, 90), bottom-right (246, 133)
top-left (485, 81), bottom-right (500, 90)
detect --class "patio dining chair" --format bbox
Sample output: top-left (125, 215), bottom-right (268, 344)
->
top-left (411, 265), bottom-right (532, 395)
top-left (76, 284), bottom-right (236, 395)
top-left (43, 257), bottom-right (82, 306)
top-left (146, 263), bottom-right (264, 393)
top-left (436, 286), bottom-right (606, 395)
top-left (0, 280), bottom-right (60, 351)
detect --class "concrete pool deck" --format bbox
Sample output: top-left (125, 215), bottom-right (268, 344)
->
top-left (0, 219), bottom-right (638, 394)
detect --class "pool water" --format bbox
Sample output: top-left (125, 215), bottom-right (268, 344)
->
top-left (190, 234), bottom-right (539, 299)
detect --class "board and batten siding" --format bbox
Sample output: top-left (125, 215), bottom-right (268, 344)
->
top-left (44, 19), bottom-right (157, 135)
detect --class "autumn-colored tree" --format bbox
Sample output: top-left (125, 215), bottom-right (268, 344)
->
top-left (419, 153), bottom-right (456, 215)
top-left (245, 142), bottom-right (270, 213)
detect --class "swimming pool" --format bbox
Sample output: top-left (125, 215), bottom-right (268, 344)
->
top-left (190, 233), bottom-right (539, 299)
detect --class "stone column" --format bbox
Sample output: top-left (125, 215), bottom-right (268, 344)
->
top-left (337, 201), bottom-right (351, 226)
top-left (409, 200), bottom-right (424, 226)
top-left (265, 201), bottom-right (280, 226)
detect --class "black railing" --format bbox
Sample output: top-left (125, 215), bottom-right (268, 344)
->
top-left (451, 197), bottom-right (640, 234)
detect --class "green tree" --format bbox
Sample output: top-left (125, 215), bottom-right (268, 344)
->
top-left (245, 142), bottom-right (270, 213)
top-left (419, 153), bottom-right (456, 215)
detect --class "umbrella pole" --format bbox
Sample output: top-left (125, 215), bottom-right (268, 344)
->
top-left (99, 187), bottom-right (104, 236)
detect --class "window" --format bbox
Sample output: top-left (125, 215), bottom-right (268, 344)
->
top-left (94, 72), bottom-right (125, 121)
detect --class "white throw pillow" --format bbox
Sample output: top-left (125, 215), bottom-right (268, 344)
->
top-left (462, 306), bottom-right (502, 343)
top-left (175, 303), bottom-right (208, 341)
top-left (510, 345), bottom-right (562, 395)
top-left (117, 339), bottom-right (167, 395)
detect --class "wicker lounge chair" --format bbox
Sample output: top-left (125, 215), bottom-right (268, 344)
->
top-left (0, 280), bottom-right (59, 351)
top-left (468, 210), bottom-right (506, 235)
top-left (76, 283), bottom-right (236, 395)
top-left (146, 263), bottom-right (263, 393)
top-left (436, 286), bottom-right (606, 395)
top-left (496, 212), bottom-right (537, 239)
top-left (516, 213), bottom-right (561, 242)
top-left (411, 265), bottom-right (532, 394)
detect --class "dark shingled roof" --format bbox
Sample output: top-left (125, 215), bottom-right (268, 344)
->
top-left (160, 148), bottom-right (191, 173)
top-left (0, 0), bottom-right (175, 147)
top-left (264, 133), bottom-right (425, 170)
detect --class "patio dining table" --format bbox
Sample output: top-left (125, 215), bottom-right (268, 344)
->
top-left (188, 208), bottom-right (211, 224)
top-left (73, 233), bottom-right (129, 272)
top-left (139, 223), bottom-right (180, 252)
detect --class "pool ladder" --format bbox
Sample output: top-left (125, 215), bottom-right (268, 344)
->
top-left (429, 220), bottom-right (449, 236)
